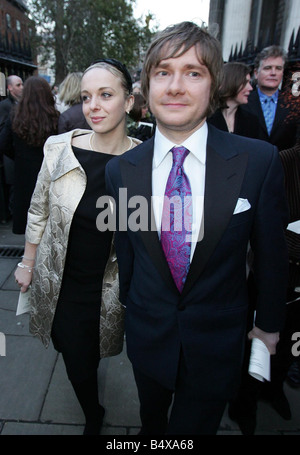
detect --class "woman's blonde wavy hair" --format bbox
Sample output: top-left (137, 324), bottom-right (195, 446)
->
top-left (59, 72), bottom-right (83, 106)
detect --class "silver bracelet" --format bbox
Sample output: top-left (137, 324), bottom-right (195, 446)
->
top-left (17, 262), bottom-right (34, 273)
top-left (22, 256), bottom-right (35, 262)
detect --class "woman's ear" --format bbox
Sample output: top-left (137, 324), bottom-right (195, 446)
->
top-left (126, 94), bottom-right (135, 114)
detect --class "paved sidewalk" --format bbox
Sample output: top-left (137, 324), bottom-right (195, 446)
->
top-left (0, 221), bottom-right (300, 436)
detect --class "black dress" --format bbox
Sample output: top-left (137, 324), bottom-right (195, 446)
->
top-left (51, 146), bottom-right (114, 383)
top-left (208, 106), bottom-right (263, 140)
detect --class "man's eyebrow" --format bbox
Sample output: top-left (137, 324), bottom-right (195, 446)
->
top-left (185, 63), bottom-right (208, 71)
top-left (155, 61), bottom-right (208, 70)
top-left (262, 64), bottom-right (283, 69)
top-left (155, 61), bottom-right (170, 68)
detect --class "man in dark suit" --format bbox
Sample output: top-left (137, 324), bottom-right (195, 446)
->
top-left (0, 75), bottom-right (24, 130)
top-left (229, 47), bottom-right (298, 434)
top-left (105, 22), bottom-right (289, 435)
top-left (243, 45), bottom-right (297, 151)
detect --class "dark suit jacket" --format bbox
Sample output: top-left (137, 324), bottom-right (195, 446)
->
top-left (208, 106), bottom-right (263, 140)
top-left (243, 89), bottom-right (298, 151)
top-left (0, 96), bottom-right (15, 182)
top-left (280, 143), bottom-right (300, 288)
top-left (105, 124), bottom-right (289, 401)
top-left (0, 95), bottom-right (14, 131)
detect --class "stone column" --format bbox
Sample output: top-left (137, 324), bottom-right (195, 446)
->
top-left (221, 0), bottom-right (252, 61)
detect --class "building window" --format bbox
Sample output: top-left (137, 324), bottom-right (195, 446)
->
top-left (0, 72), bottom-right (6, 97)
top-left (16, 20), bottom-right (21, 32)
top-left (6, 14), bottom-right (11, 29)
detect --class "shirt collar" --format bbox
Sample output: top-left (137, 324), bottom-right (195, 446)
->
top-left (257, 87), bottom-right (279, 104)
top-left (153, 122), bottom-right (208, 168)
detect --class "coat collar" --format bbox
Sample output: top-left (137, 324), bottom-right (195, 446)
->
top-left (44, 129), bottom-right (90, 181)
top-left (120, 126), bottom-right (248, 295)
top-left (182, 135), bottom-right (248, 296)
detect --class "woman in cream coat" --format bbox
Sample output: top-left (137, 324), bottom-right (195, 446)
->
top-left (15, 59), bottom-right (141, 435)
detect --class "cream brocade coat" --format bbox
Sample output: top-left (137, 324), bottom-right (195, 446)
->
top-left (26, 129), bottom-right (140, 357)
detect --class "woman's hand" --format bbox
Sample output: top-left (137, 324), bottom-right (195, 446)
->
top-left (14, 242), bottom-right (37, 293)
top-left (15, 262), bottom-right (34, 293)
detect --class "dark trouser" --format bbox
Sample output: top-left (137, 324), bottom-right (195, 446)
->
top-left (133, 351), bottom-right (227, 435)
top-left (71, 374), bottom-right (102, 425)
top-left (266, 294), bottom-right (300, 394)
top-left (231, 277), bottom-right (300, 411)
top-left (0, 163), bottom-right (9, 221)
top-left (3, 156), bottom-right (14, 216)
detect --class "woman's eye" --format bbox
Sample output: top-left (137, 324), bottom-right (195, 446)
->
top-left (81, 95), bottom-right (90, 102)
top-left (102, 92), bottom-right (112, 98)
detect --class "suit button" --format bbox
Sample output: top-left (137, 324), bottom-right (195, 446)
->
top-left (177, 303), bottom-right (186, 311)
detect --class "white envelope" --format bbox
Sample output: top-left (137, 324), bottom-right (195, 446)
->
top-left (287, 220), bottom-right (300, 234)
top-left (16, 287), bottom-right (31, 316)
top-left (248, 338), bottom-right (270, 382)
top-left (233, 198), bottom-right (251, 215)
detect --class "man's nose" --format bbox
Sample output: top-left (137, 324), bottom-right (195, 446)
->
top-left (167, 74), bottom-right (185, 95)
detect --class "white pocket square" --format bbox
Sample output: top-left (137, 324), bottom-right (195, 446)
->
top-left (233, 198), bottom-right (251, 214)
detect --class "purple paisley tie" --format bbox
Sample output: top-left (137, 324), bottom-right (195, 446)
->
top-left (161, 146), bottom-right (192, 292)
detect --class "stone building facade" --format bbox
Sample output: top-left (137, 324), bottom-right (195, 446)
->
top-left (0, 0), bottom-right (36, 91)
top-left (208, 0), bottom-right (300, 64)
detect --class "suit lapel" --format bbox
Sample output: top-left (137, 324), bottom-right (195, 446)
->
top-left (182, 132), bottom-right (248, 297)
top-left (270, 93), bottom-right (286, 136)
top-left (250, 90), bottom-right (286, 139)
top-left (120, 138), bottom-right (178, 293)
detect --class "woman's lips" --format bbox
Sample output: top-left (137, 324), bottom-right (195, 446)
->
top-left (90, 116), bottom-right (105, 123)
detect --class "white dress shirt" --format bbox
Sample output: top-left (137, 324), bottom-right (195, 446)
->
top-left (152, 123), bottom-right (207, 260)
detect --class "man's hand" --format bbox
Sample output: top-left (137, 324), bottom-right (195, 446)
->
top-left (248, 326), bottom-right (280, 355)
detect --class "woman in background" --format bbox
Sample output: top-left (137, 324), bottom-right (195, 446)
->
top-left (208, 62), bottom-right (261, 139)
top-left (127, 93), bottom-right (155, 141)
top-left (57, 72), bottom-right (90, 133)
top-left (0, 76), bottom-right (59, 234)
